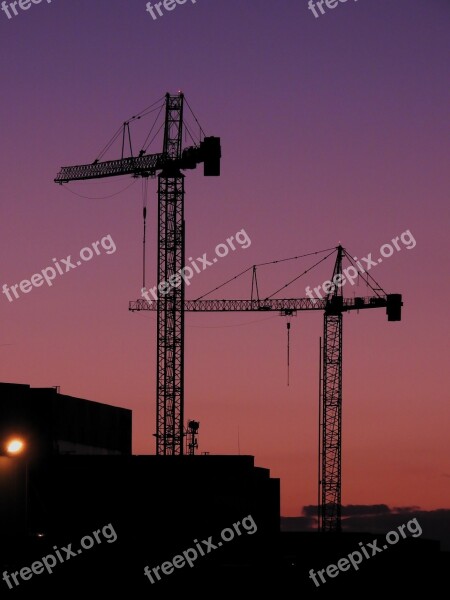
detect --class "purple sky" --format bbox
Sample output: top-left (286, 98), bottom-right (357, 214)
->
top-left (0, 0), bottom-right (449, 516)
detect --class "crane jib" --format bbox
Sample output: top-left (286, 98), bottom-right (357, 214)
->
top-left (128, 295), bottom-right (402, 321)
top-left (54, 137), bottom-right (221, 183)
top-left (54, 153), bottom-right (168, 183)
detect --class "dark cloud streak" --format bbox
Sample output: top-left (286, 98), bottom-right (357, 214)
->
top-left (281, 506), bottom-right (450, 551)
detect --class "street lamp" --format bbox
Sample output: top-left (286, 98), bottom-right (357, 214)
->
top-left (1, 437), bottom-right (28, 534)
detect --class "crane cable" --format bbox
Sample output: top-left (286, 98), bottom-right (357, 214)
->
top-left (184, 96), bottom-right (206, 143)
top-left (142, 178), bottom-right (149, 289)
top-left (61, 180), bottom-right (136, 200)
top-left (95, 96), bottom-right (165, 161)
top-left (286, 320), bottom-right (291, 387)
top-left (195, 246), bottom-right (337, 302)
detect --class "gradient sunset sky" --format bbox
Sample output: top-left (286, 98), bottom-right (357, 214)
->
top-left (0, 0), bottom-right (449, 518)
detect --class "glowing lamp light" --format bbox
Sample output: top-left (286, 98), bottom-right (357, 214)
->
top-left (6, 439), bottom-right (24, 455)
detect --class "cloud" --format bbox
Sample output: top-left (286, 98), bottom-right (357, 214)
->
top-left (281, 506), bottom-right (450, 551)
top-left (391, 506), bottom-right (420, 513)
top-left (302, 504), bottom-right (392, 517)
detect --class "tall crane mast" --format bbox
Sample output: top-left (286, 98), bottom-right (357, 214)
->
top-left (55, 92), bottom-right (221, 455)
top-left (130, 248), bottom-right (403, 532)
top-left (321, 245), bottom-right (344, 532)
top-left (157, 94), bottom-right (185, 456)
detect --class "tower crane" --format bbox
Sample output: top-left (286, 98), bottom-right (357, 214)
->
top-left (54, 93), bottom-right (402, 532)
top-left (130, 246), bottom-right (403, 532)
top-left (55, 92), bottom-right (221, 455)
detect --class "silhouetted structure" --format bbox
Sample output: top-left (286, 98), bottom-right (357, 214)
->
top-left (0, 382), bottom-right (131, 458)
top-left (185, 420), bottom-right (199, 455)
top-left (55, 93), bottom-right (221, 456)
top-left (0, 382), bottom-right (446, 594)
top-left (130, 247), bottom-right (403, 532)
